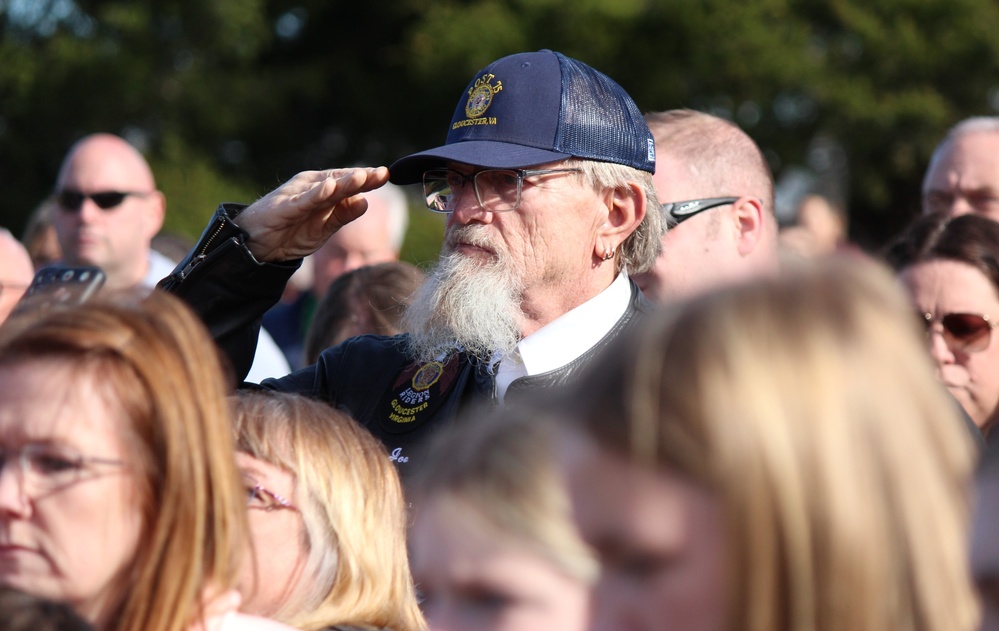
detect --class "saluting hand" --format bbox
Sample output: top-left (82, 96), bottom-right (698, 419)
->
top-left (234, 167), bottom-right (391, 262)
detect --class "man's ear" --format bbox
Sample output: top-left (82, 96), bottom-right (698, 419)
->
top-left (144, 190), bottom-right (167, 238)
top-left (593, 183), bottom-right (646, 259)
top-left (731, 196), bottom-right (764, 257)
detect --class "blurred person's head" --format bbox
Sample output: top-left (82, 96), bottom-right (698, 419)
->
top-left (885, 212), bottom-right (999, 435)
top-left (923, 116), bottom-right (999, 220)
top-left (0, 291), bottom-right (248, 631)
top-left (0, 229), bottom-right (34, 326)
top-left (310, 181), bottom-right (409, 298)
top-left (778, 194), bottom-right (849, 260)
top-left (555, 258), bottom-right (977, 631)
top-left (408, 411), bottom-right (596, 631)
top-left (303, 261), bottom-right (426, 364)
top-left (53, 134), bottom-right (166, 291)
top-left (633, 109), bottom-right (778, 302)
top-left (231, 390), bottom-right (425, 631)
top-left (21, 198), bottom-right (62, 271)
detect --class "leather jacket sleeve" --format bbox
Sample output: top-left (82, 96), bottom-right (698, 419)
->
top-left (157, 203), bottom-right (301, 383)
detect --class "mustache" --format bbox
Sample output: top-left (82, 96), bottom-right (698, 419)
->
top-left (445, 225), bottom-right (498, 254)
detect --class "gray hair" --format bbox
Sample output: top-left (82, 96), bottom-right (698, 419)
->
top-left (570, 158), bottom-right (664, 274)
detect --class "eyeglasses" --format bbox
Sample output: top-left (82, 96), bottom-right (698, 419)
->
top-left (919, 312), bottom-right (999, 353)
top-left (422, 168), bottom-right (582, 213)
top-left (662, 197), bottom-right (740, 224)
top-left (56, 189), bottom-right (149, 212)
top-left (0, 444), bottom-right (125, 496)
top-left (244, 476), bottom-right (297, 512)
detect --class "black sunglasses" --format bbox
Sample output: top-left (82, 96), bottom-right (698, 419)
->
top-left (662, 197), bottom-right (740, 224)
top-left (56, 189), bottom-right (149, 212)
top-left (920, 312), bottom-right (999, 353)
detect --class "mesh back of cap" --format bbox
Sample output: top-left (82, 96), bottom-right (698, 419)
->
top-left (553, 53), bottom-right (655, 172)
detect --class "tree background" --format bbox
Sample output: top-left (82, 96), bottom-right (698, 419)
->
top-left (2, 0), bottom-right (998, 264)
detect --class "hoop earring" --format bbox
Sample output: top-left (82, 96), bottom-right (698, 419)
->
top-left (602, 248), bottom-right (615, 261)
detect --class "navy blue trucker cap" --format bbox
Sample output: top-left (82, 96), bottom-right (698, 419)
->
top-left (389, 50), bottom-right (656, 184)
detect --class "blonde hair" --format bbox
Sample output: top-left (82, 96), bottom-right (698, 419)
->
top-left (562, 257), bottom-right (978, 631)
top-left (410, 411), bottom-right (598, 585)
top-left (0, 291), bottom-right (246, 631)
top-left (231, 390), bottom-right (425, 631)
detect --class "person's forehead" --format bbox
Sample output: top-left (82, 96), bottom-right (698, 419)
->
top-left (58, 141), bottom-right (155, 191)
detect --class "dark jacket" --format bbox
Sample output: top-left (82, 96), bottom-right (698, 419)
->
top-left (160, 204), bottom-right (653, 475)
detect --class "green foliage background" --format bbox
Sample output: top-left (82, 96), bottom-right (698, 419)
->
top-left (2, 0), bottom-right (998, 261)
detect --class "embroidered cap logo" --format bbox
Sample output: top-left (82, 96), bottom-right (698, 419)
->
top-left (464, 73), bottom-right (503, 119)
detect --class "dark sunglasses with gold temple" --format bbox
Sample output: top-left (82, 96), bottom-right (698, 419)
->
top-left (920, 312), bottom-right (999, 353)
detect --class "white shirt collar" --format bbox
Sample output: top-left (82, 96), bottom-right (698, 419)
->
top-left (493, 273), bottom-right (632, 400)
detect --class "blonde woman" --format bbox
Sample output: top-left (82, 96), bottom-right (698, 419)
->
top-left (231, 390), bottom-right (425, 631)
top-left (407, 412), bottom-right (597, 631)
top-left (0, 291), bottom-right (294, 631)
top-left (554, 258), bottom-right (978, 631)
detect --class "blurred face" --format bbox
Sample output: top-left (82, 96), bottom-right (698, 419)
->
top-left (236, 452), bottom-right (310, 618)
top-left (0, 233), bottom-right (34, 326)
top-left (899, 259), bottom-right (999, 432)
top-left (311, 201), bottom-right (398, 297)
top-left (0, 360), bottom-right (141, 626)
top-left (54, 136), bottom-right (164, 290)
top-left (972, 472), bottom-right (999, 631)
top-left (558, 431), bottom-right (728, 631)
top-left (410, 495), bottom-right (590, 631)
top-left (633, 153), bottom-right (736, 302)
top-left (923, 131), bottom-right (999, 220)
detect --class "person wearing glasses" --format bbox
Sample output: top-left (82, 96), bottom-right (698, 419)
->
top-left (229, 390), bottom-right (425, 631)
top-left (631, 109), bottom-right (779, 302)
top-left (52, 134), bottom-right (170, 292)
top-left (0, 291), bottom-right (297, 631)
top-left (160, 49), bottom-right (664, 475)
top-left (886, 212), bottom-right (999, 437)
top-left (50, 133), bottom-right (290, 383)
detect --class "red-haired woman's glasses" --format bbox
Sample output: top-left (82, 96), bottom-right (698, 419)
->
top-left (920, 312), bottom-right (999, 353)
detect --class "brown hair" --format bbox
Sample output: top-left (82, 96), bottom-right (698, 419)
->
top-left (232, 390), bottom-right (425, 631)
top-left (0, 291), bottom-right (246, 631)
top-left (883, 212), bottom-right (999, 289)
top-left (303, 261), bottom-right (426, 364)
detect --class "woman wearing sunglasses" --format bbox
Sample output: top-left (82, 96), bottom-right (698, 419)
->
top-left (886, 212), bottom-right (999, 437)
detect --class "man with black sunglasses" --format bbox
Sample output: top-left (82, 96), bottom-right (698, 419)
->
top-left (632, 109), bottom-right (779, 302)
top-left (53, 133), bottom-right (169, 292)
top-left (51, 133), bottom-right (290, 382)
top-left (161, 50), bottom-right (665, 475)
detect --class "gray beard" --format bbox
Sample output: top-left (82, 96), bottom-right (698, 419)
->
top-left (403, 228), bottom-right (523, 364)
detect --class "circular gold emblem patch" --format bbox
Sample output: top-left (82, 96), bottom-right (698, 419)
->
top-left (412, 361), bottom-right (444, 392)
top-left (465, 84), bottom-right (495, 118)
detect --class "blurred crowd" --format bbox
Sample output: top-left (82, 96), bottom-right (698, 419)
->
top-left (0, 49), bottom-right (998, 631)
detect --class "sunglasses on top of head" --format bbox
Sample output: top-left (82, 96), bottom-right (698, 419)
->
top-left (919, 312), bottom-right (999, 353)
top-left (56, 189), bottom-right (149, 212)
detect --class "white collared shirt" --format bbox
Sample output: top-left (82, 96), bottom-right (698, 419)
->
top-left (492, 272), bottom-right (632, 401)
